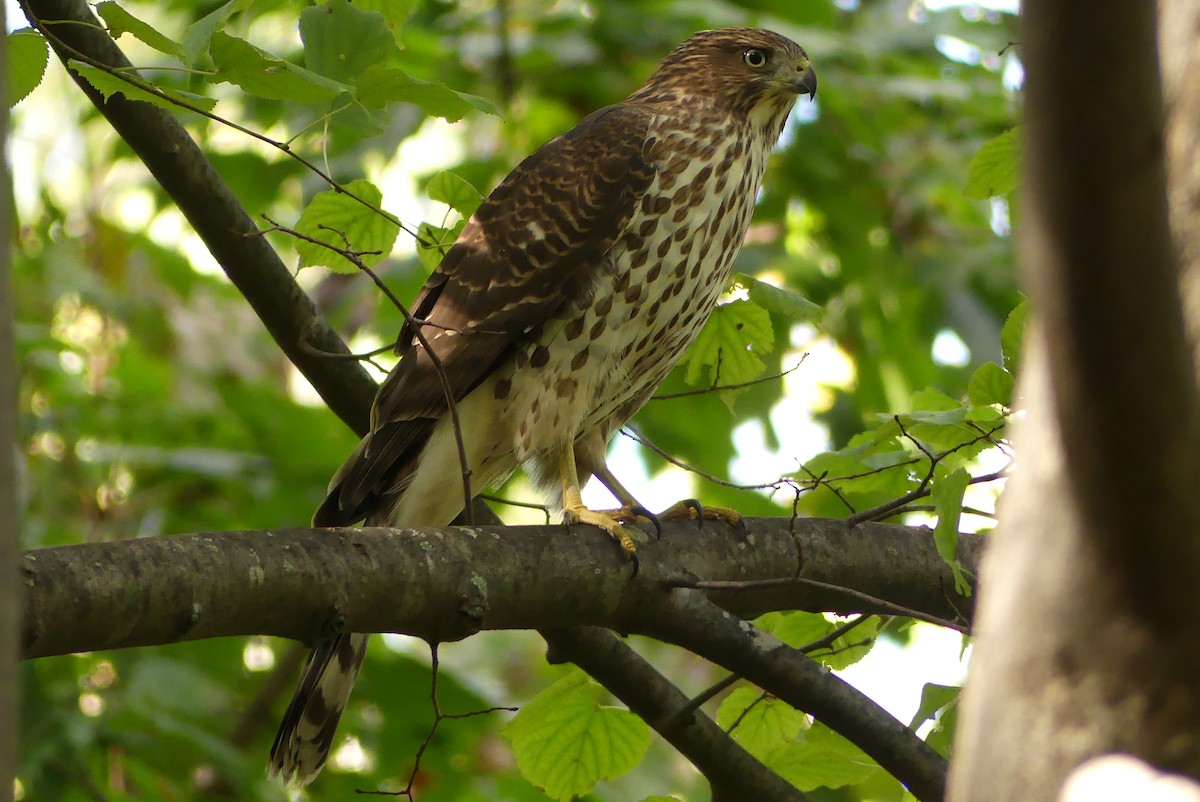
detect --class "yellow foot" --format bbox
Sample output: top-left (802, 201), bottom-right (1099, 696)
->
top-left (564, 506), bottom-right (640, 566)
top-left (658, 499), bottom-right (746, 531)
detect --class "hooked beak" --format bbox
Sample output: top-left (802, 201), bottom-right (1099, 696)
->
top-left (793, 64), bottom-right (817, 100)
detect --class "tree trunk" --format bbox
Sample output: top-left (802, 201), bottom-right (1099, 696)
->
top-left (949, 2), bottom-right (1200, 799)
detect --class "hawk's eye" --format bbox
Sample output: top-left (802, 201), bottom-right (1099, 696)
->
top-left (742, 48), bottom-right (768, 68)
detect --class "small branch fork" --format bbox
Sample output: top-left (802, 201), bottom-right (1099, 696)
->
top-left (355, 646), bottom-right (515, 798)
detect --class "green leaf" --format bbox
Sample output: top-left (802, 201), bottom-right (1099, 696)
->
top-left (426, 171), bottom-right (484, 218)
top-left (764, 723), bottom-right (878, 791)
top-left (909, 683), bottom-right (960, 730)
top-left (293, 179), bottom-right (400, 272)
top-left (683, 299), bottom-right (775, 409)
top-left (759, 611), bottom-right (831, 649)
top-left (355, 64), bottom-right (497, 120)
top-left (8, 30), bottom-right (48, 107)
top-left (931, 467), bottom-right (970, 594)
top-left (181, 0), bottom-right (248, 65)
top-left (97, 2), bottom-right (185, 59)
top-left (417, 220), bottom-right (465, 272)
top-left (759, 611), bottom-right (879, 670)
top-left (737, 274), bottom-right (822, 323)
top-left (67, 61), bottom-right (217, 113)
top-left (716, 686), bottom-right (806, 756)
top-left (1000, 300), bottom-right (1028, 375)
top-left (967, 361), bottom-right (1013, 407)
top-left (502, 670), bottom-right (651, 801)
top-left (965, 128), bottom-right (1020, 199)
top-left (300, 0), bottom-right (397, 82)
top-left (210, 32), bottom-right (348, 103)
top-left (352, 0), bottom-right (417, 47)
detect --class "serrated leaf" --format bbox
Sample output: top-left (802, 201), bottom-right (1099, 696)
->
top-left (683, 300), bottom-right (775, 410)
top-left (416, 220), bottom-right (465, 272)
top-left (300, 0), bottom-right (397, 82)
top-left (965, 128), bottom-right (1020, 199)
top-left (1001, 300), bottom-right (1028, 375)
top-left (354, 64), bottom-right (496, 120)
top-left (97, 2), bottom-right (185, 59)
top-left (67, 61), bottom-right (217, 112)
top-left (967, 361), bottom-right (1013, 407)
top-left (716, 686), bottom-right (806, 756)
top-left (426, 171), bottom-right (483, 218)
top-left (293, 179), bottom-right (400, 272)
top-left (931, 467), bottom-right (970, 595)
top-left (8, 30), bottom-right (48, 107)
top-left (764, 723), bottom-right (878, 791)
top-left (502, 670), bottom-right (651, 801)
top-left (909, 683), bottom-right (960, 730)
top-left (210, 32), bottom-right (348, 103)
top-left (737, 274), bottom-right (821, 323)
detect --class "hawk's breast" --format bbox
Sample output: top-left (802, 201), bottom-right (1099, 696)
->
top-left (492, 111), bottom-right (780, 465)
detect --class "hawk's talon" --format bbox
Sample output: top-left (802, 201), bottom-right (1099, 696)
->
top-left (658, 499), bottom-right (745, 531)
top-left (629, 505), bottom-right (662, 539)
top-left (563, 506), bottom-right (639, 564)
top-left (681, 498), bottom-right (705, 529)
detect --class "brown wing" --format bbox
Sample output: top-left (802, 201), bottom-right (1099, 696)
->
top-left (315, 102), bottom-right (657, 526)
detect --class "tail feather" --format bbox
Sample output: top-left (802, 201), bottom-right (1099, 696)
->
top-left (267, 633), bottom-right (369, 785)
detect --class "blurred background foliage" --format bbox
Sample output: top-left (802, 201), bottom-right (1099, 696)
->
top-left (13, 0), bottom-right (1018, 799)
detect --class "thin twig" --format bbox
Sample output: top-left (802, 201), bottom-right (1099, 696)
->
top-left (651, 359), bottom-right (806, 401)
top-left (261, 215), bottom-right (475, 523)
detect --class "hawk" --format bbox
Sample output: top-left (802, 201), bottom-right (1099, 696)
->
top-left (269, 27), bottom-right (816, 784)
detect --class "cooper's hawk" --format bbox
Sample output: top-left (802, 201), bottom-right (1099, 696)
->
top-left (269, 27), bottom-right (815, 784)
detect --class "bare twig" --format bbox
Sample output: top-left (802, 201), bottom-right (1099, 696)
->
top-left (260, 216), bottom-right (475, 523)
top-left (651, 359), bottom-right (807, 401)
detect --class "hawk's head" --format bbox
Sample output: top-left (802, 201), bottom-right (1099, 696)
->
top-left (631, 28), bottom-right (817, 115)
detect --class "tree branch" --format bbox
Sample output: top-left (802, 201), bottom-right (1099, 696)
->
top-left (638, 590), bottom-right (947, 802)
top-left (20, 0), bottom-right (378, 437)
top-left (21, 519), bottom-right (980, 659)
top-left (541, 627), bottom-right (813, 802)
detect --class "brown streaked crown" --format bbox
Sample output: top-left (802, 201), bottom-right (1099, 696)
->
top-left (628, 28), bottom-right (813, 111)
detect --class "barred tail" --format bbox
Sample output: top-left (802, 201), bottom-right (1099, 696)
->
top-left (267, 633), bottom-right (369, 785)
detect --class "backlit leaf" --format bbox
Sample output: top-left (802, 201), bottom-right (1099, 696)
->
top-left (502, 670), bottom-right (650, 801)
top-left (293, 179), bottom-right (400, 272)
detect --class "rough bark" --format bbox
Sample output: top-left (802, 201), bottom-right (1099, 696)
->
top-left (949, 3), bottom-right (1200, 799)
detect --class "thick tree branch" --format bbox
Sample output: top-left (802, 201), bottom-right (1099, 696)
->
top-left (541, 627), bottom-right (812, 802)
top-left (636, 590), bottom-right (947, 802)
top-left (21, 519), bottom-right (979, 659)
top-left (20, 0), bottom-right (378, 436)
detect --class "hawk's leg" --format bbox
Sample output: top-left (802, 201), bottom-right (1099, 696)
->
top-left (558, 440), bottom-right (639, 560)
